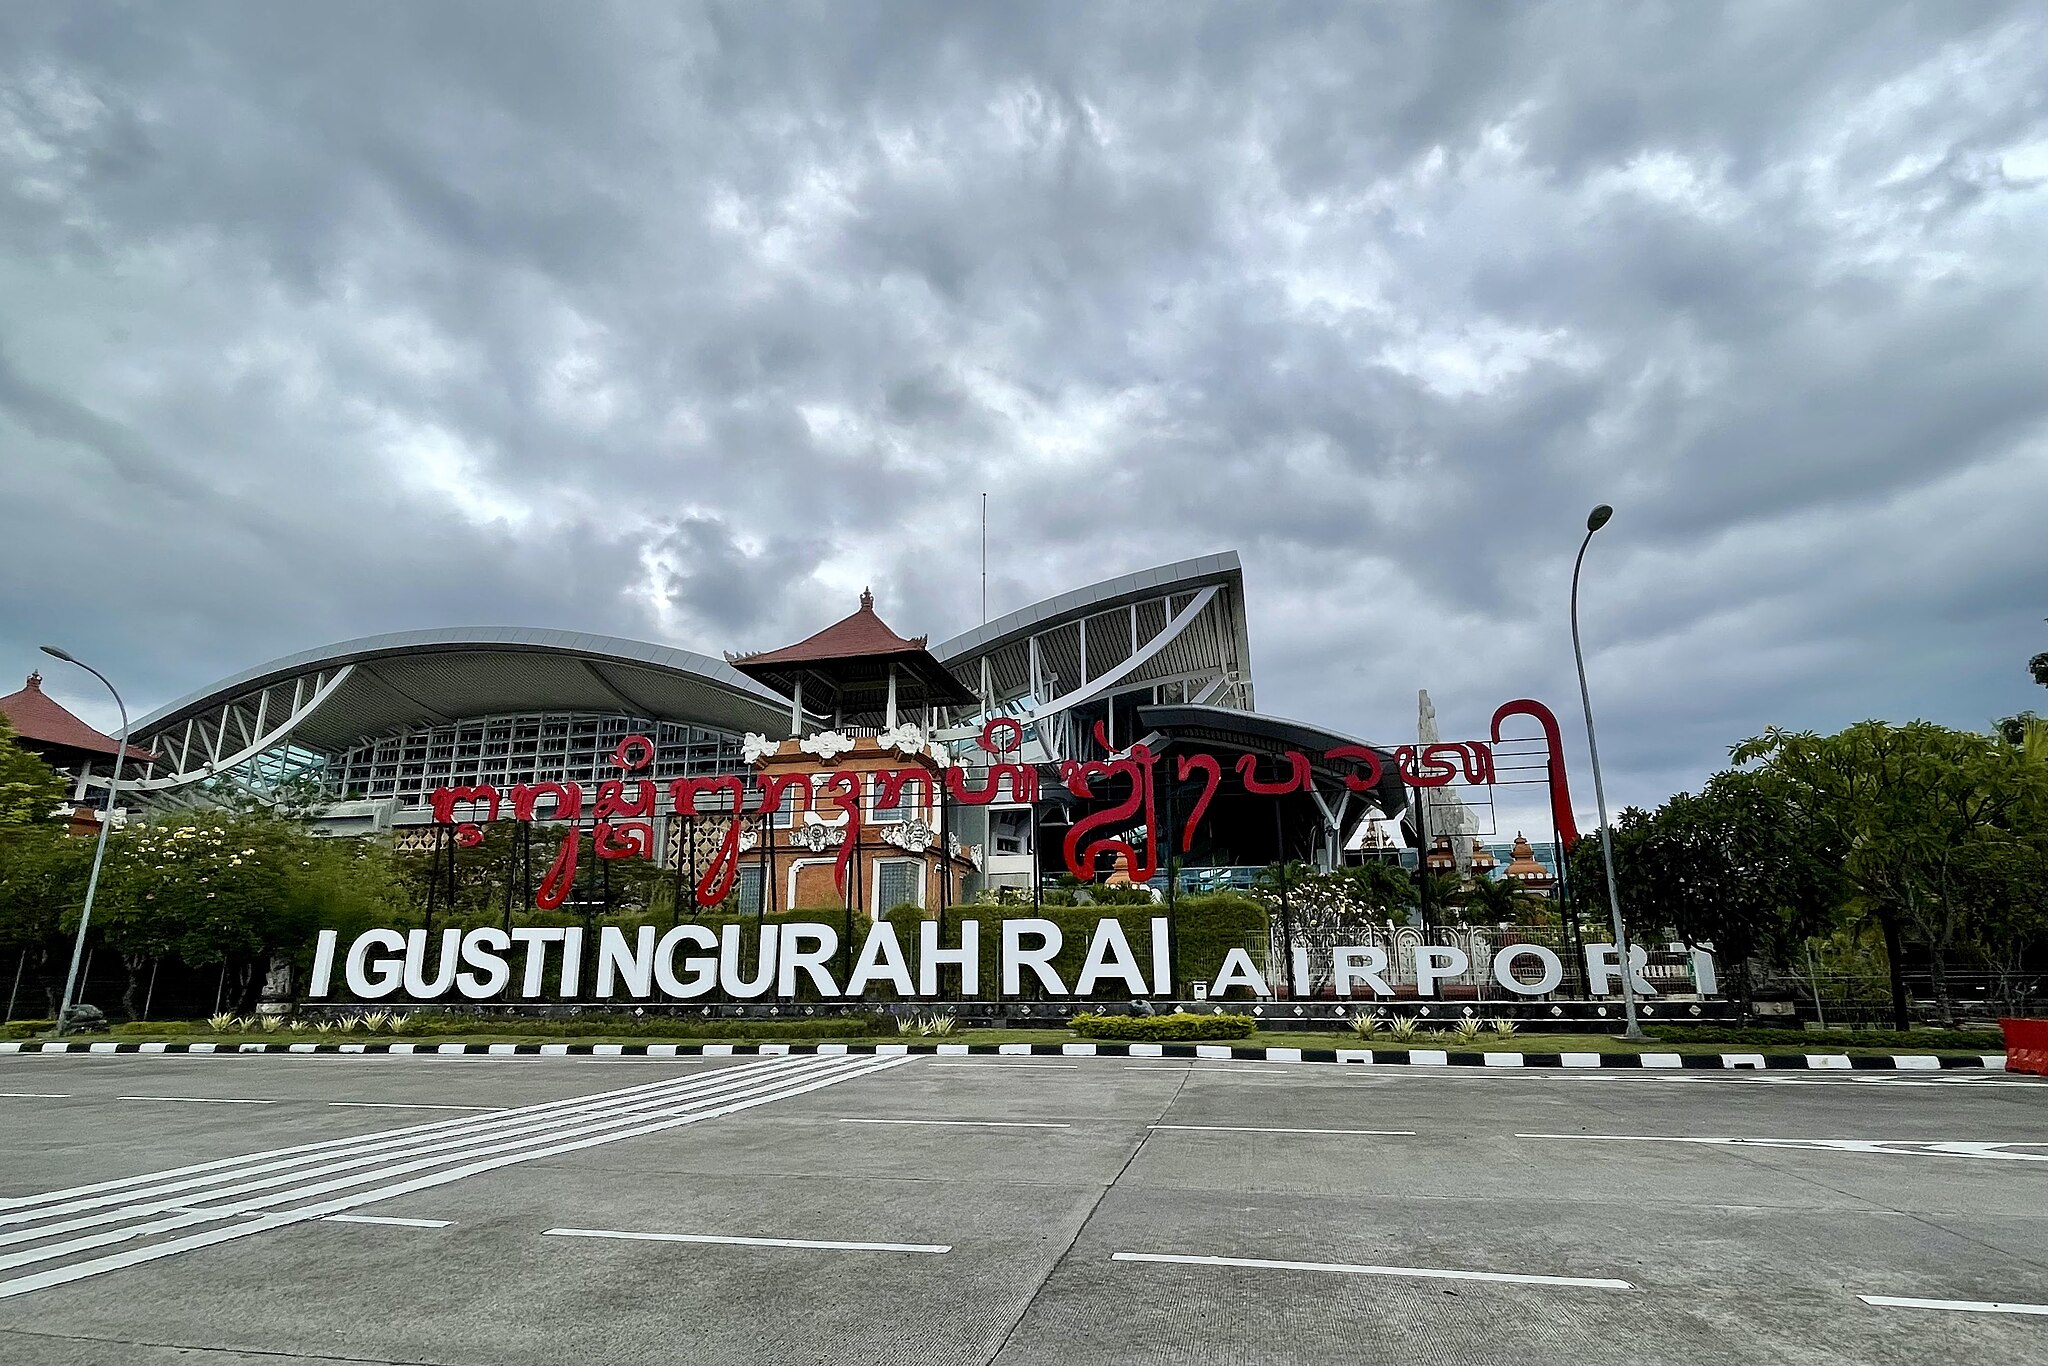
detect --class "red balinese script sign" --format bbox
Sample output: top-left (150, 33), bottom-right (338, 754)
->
top-left (426, 699), bottom-right (1579, 912)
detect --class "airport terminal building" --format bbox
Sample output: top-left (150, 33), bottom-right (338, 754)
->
top-left (47, 553), bottom-right (1449, 905)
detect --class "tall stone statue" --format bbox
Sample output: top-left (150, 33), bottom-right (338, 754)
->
top-left (1417, 689), bottom-right (1477, 877)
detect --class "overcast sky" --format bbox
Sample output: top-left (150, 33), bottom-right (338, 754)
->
top-left (3, 1), bottom-right (2044, 827)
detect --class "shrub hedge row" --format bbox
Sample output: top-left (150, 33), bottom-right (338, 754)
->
top-left (1070, 1011), bottom-right (1257, 1041)
top-left (1642, 1024), bottom-right (2004, 1050)
top-left (111, 1013), bottom-right (894, 1041)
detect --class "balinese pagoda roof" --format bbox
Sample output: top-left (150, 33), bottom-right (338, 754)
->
top-left (728, 589), bottom-right (976, 712)
top-left (0, 672), bottom-right (153, 763)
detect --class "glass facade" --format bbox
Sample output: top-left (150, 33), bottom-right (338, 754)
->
top-left (322, 711), bottom-right (746, 806)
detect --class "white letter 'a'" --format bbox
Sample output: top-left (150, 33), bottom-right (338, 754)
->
top-left (1207, 948), bottom-right (1270, 998)
top-left (1075, 919), bottom-right (1149, 995)
top-left (846, 921), bottom-right (914, 996)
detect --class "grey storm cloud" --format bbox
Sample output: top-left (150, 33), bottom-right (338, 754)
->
top-left (2, 0), bottom-right (2044, 825)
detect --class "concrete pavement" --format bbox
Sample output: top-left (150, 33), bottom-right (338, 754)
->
top-left (0, 1053), bottom-right (2042, 1365)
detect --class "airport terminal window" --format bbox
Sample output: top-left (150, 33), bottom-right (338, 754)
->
top-left (324, 711), bottom-right (745, 806)
top-left (877, 859), bottom-right (921, 909)
top-left (735, 865), bottom-right (764, 918)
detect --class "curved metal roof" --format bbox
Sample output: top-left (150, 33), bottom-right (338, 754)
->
top-left (929, 553), bottom-right (1255, 731)
top-left (130, 628), bottom-right (795, 758)
top-left (933, 551), bottom-right (1246, 666)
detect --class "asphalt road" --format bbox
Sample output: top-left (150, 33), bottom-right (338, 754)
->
top-left (0, 1053), bottom-right (2042, 1366)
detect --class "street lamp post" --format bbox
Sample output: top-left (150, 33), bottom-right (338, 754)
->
top-left (1568, 507), bottom-right (1645, 1041)
top-left (40, 646), bottom-right (128, 1037)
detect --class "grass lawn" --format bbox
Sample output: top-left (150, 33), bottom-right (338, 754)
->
top-left (36, 1025), bottom-right (2005, 1057)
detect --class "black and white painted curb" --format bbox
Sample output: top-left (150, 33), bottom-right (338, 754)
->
top-left (0, 1039), bottom-right (2014, 1070)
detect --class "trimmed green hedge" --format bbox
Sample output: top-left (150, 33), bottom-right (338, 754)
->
top-left (1643, 1024), bottom-right (2004, 1050)
top-left (118, 1013), bottom-right (892, 1041)
top-left (1071, 1011), bottom-right (1256, 1041)
top-left (397, 1013), bottom-right (893, 1040)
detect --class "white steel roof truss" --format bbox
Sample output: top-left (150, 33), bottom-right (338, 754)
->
top-left (95, 665), bottom-right (356, 794)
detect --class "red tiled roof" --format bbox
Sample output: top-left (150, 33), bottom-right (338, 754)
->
top-left (729, 588), bottom-right (931, 667)
top-left (0, 673), bottom-right (152, 762)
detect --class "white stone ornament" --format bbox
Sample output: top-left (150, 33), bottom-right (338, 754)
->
top-left (794, 822), bottom-right (845, 854)
top-left (799, 730), bottom-right (857, 761)
top-left (741, 733), bottom-right (779, 765)
top-left (878, 723), bottom-right (927, 756)
top-left (881, 819), bottom-right (937, 853)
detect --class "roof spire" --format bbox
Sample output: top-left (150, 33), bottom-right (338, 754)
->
top-left (860, 585), bottom-right (874, 611)
top-left (24, 671), bottom-right (40, 691)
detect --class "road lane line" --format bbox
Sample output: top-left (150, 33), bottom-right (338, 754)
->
top-left (0, 1055), bottom-right (910, 1299)
top-left (0, 1055), bottom-right (811, 1217)
top-left (0, 1057), bottom-right (842, 1259)
top-left (163, 1206), bottom-right (451, 1229)
top-left (1517, 1133), bottom-right (2048, 1162)
top-left (327, 1102), bottom-right (507, 1112)
top-left (1147, 1124), bottom-right (1417, 1137)
top-left (114, 1096), bottom-right (276, 1105)
top-left (926, 1062), bottom-right (1077, 1069)
top-left (1111, 1251), bottom-right (1633, 1290)
top-left (838, 1118), bottom-right (1070, 1129)
top-left (1859, 1295), bottom-right (2048, 1316)
top-left (546, 1228), bottom-right (948, 1254)
top-left (0, 1093), bottom-right (68, 1100)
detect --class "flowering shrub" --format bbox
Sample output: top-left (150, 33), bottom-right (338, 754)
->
top-left (1070, 1011), bottom-right (1256, 1041)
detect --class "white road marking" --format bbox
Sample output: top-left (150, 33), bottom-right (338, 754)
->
top-left (1859, 1294), bottom-right (2048, 1316)
top-left (327, 1102), bottom-right (507, 1112)
top-left (0, 1093), bottom-right (68, 1100)
top-left (0, 1054), bottom-right (906, 1299)
top-left (113, 1096), bottom-right (275, 1105)
top-left (1517, 1133), bottom-right (2048, 1162)
top-left (1148, 1124), bottom-right (1417, 1137)
top-left (926, 1062), bottom-right (1078, 1070)
top-left (0, 1059), bottom-right (783, 1216)
top-left (0, 1059), bottom-right (827, 1252)
top-left (1122, 1066), bottom-right (1294, 1075)
top-left (838, 1118), bottom-right (1070, 1129)
top-left (1111, 1251), bottom-right (1633, 1290)
top-left (162, 1205), bottom-right (451, 1230)
top-left (546, 1227), bottom-right (949, 1254)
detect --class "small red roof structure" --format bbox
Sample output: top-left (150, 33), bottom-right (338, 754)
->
top-left (1502, 833), bottom-right (1555, 890)
top-left (732, 588), bottom-right (932, 666)
top-left (729, 588), bottom-right (974, 731)
top-left (0, 672), bottom-right (152, 769)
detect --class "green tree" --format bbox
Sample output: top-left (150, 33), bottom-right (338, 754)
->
top-left (1735, 721), bottom-right (2044, 1027)
top-left (1952, 831), bottom-right (2048, 1015)
top-left (1330, 860), bottom-right (1416, 918)
top-left (0, 718), bottom-right (67, 831)
top-left (1568, 777), bottom-right (1844, 1012)
top-left (96, 809), bottom-right (406, 1015)
top-left (1451, 873), bottom-right (1551, 927)
top-left (1566, 806), bottom-right (1665, 944)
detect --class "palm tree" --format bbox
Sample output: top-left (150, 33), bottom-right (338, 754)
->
top-left (1253, 860), bottom-right (1314, 900)
top-left (1332, 861), bottom-right (1415, 917)
top-left (1453, 874), bottom-right (1550, 926)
